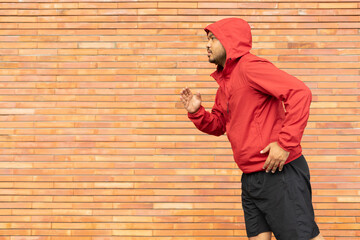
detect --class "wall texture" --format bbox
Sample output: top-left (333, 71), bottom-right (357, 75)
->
top-left (0, 0), bottom-right (359, 239)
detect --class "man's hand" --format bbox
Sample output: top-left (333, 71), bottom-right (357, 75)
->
top-left (180, 87), bottom-right (202, 114)
top-left (261, 142), bottom-right (290, 173)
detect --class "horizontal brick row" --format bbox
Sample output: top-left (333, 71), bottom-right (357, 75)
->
top-left (0, 29), bottom-right (358, 35)
top-left (0, 2), bottom-right (359, 9)
top-left (1, 15), bottom-right (360, 22)
top-left (1, 62), bottom-right (360, 69)
top-left (0, 69), bottom-right (359, 76)
top-left (1, 22), bottom-right (360, 29)
top-left (1, 9), bottom-right (360, 16)
top-left (0, 42), bottom-right (359, 49)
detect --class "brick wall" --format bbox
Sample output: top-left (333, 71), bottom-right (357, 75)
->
top-left (0, 0), bottom-right (359, 239)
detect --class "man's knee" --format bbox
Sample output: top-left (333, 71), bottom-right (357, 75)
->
top-left (249, 231), bottom-right (272, 240)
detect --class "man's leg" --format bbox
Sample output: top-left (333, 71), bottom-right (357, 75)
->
top-left (248, 231), bottom-right (324, 240)
top-left (244, 155), bottom-right (321, 240)
top-left (242, 173), bottom-right (272, 238)
top-left (311, 234), bottom-right (325, 240)
top-left (249, 231), bottom-right (272, 240)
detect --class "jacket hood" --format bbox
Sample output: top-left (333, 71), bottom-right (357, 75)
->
top-left (205, 18), bottom-right (252, 64)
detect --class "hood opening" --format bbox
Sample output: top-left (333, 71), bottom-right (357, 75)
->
top-left (205, 18), bottom-right (252, 63)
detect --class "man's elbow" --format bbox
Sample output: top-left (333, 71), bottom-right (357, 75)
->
top-left (304, 86), bottom-right (312, 102)
top-left (213, 128), bottom-right (226, 137)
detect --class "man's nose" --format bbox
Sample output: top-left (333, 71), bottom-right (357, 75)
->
top-left (206, 41), bottom-right (211, 49)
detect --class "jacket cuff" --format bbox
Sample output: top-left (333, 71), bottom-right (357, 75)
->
top-left (277, 140), bottom-right (291, 153)
top-left (188, 105), bottom-right (205, 119)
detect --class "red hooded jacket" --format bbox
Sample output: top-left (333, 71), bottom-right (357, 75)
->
top-left (188, 18), bottom-right (312, 173)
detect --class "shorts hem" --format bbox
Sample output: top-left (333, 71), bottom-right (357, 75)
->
top-left (311, 229), bottom-right (321, 239)
top-left (247, 230), bottom-right (271, 238)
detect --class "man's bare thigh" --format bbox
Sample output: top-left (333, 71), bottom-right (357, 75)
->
top-left (249, 232), bottom-right (272, 240)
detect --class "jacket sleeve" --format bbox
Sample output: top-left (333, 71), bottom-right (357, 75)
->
top-left (188, 89), bottom-right (226, 136)
top-left (244, 59), bottom-right (312, 151)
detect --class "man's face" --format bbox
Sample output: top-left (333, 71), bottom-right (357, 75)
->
top-left (206, 31), bottom-right (226, 66)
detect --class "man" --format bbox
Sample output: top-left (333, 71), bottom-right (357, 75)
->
top-left (180, 18), bottom-right (325, 240)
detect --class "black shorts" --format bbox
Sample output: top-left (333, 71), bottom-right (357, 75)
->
top-left (241, 155), bottom-right (320, 240)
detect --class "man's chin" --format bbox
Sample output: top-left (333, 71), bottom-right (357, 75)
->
top-left (208, 58), bottom-right (217, 65)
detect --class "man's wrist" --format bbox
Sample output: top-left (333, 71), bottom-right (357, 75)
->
top-left (188, 107), bottom-right (200, 114)
top-left (188, 106), bottom-right (204, 118)
top-left (277, 141), bottom-right (290, 153)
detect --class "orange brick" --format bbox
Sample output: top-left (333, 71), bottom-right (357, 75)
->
top-left (279, 3), bottom-right (318, 8)
top-left (0, 3), bottom-right (38, 9)
top-left (118, 3), bottom-right (157, 8)
top-left (179, 9), bottom-right (218, 15)
top-left (78, 42), bottom-right (115, 49)
top-left (319, 3), bottom-right (358, 8)
top-left (38, 3), bottom-right (77, 9)
top-left (0, 9), bottom-right (16, 15)
top-left (198, 2), bottom-right (238, 8)
top-left (51, 237), bottom-right (90, 240)
top-left (78, 3), bottom-right (117, 8)
top-left (112, 230), bottom-right (152, 236)
top-left (159, 2), bottom-right (197, 8)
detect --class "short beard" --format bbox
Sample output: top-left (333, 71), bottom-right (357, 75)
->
top-left (208, 53), bottom-right (226, 66)
top-left (208, 58), bottom-right (217, 64)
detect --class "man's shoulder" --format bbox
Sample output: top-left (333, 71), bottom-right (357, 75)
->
top-left (241, 53), bottom-right (272, 64)
top-left (238, 53), bottom-right (277, 75)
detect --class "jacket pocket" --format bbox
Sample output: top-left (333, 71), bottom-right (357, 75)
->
top-left (254, 109), bottom-right (265, 150)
